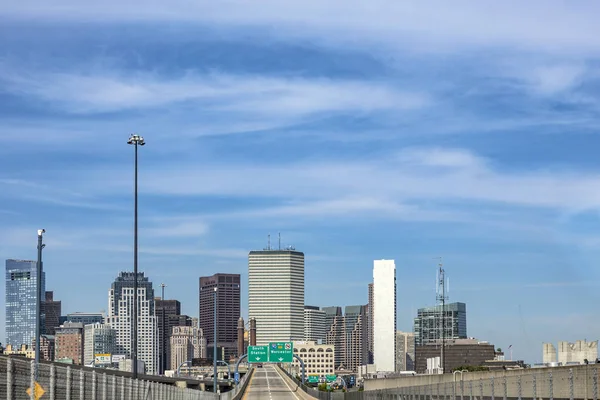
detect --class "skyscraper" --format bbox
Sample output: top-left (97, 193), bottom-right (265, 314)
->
top-left (170, 325), bottom-right (206, 371)
top-left (106, 272), bottom-right (157, 374)
top-left (396, 331), bottom-right (415, 372)
top-left (323, 305), bottom-right (367, 372)
top-left (304, 306), bottom-right (327, 343)
top-left (5, 259), bottom-right (45, 348)
top-left (248, 248), bottom-right (304, 345)
top-left (373, 259), bottom-right (396, 372)
top-left (155, 299), bottom-right (181, 374)
top-left (413, 302), bottom-right (467, 346)
top-left (42, 291), bottom-right (61, 336)
top-left (199, 273), bottom-right (241, 360)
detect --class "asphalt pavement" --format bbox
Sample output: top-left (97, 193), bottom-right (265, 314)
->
top-left (242, 365), bottom-right (303, 400)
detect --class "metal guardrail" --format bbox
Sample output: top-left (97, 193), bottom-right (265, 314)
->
top-left (0, 356), bottom-right (220, 399)
top-left (281, 365), bottom-right (599, 400)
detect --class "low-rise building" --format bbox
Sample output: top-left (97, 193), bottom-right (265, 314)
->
top-left (292, 341), bottom-right (335, 377)
top-left (415, 338), bottom-right (495, 374)
top-left (31, 335), bottom-right (55, 361)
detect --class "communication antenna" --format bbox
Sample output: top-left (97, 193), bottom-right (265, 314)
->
top-left (433, 257), bottom-right (448, 374)
top-left (278, 232), bottom-right (281, 250)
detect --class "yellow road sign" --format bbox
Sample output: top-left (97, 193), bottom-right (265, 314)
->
top-left (26, 381), bottom-right (45, 399)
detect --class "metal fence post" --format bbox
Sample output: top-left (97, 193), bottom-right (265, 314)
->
top-left (120, 376), bottom-right (125, 400)
top-left (517, 375), bottom-right (521, 400)
top-left (479, 378), bottom-right (483, 400)
top-left (6, 358), bottom-right (13, 400)
top-left (92, 370), bottom-right (97, 400)
top-left (50, 364), bottom-right (56, 400)
top-left (569, 368), bottom-right (574, 400)
top-left (503, 375), bottom-right (507, 400)
top-left (549, 371), bottom-right (554, 400)
top-left (30, 359), bottom-right (35, 400)
top-left (532, 374), bottom-right (537, 400)
top-left (111, 375), bottom-right (116, 400)
top-left (469, 379), bottom-right (472, 400)
top-left (491, 377), bottom-right (495, 400)
top-left (80, 369), bottom-right (85, 400)
top-left (594, 368), bottom-right (598, 400)
top-left (102, 373), bottom-right (107, 400)
top-left (460, 377), bottom-right (464, 400)
top-left (66, 366), bottom-right (72, 400)
top-left (128, 377), bottom-right (132, 400)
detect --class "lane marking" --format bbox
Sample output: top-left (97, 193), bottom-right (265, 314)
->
top-left (274, 365), bottom-right (300, 400)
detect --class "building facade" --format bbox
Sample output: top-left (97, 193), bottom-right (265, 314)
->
top-left (413, 302), bottom-right (467, 346)
top-left (155, 299), bottom-right (182, 374)
top-left (557, 340), bottom-right (598, 365)
top-left (415, 338), bottom-right (495, 374)
top-left (42, 291), bottom-right (61, 336)
top-left (31, 334), bottom-right (55, 361)
top-left (5, 259), bottom-right (45, 348)
top-left (395, 331), bottom-right (415, 372)
top-left (543, 343), bottom-right (557, 364)
top-left (323, 305), bottom-right (367, 372)
top-left (367, 283), bottom-right (374, 364)
top-left (199, 273), bottom-right (241, 360)
top-left (64, 312), bottom-right (104, 326)
top-left (170, 325), bottom-right (206, 371)
top-left (248, 249), bottom-right (304, 345)
top-left (106, 272), bottom-right (157, 374)
top-left (292, 341), bottom-right (335, 376)
top-left (373, 259), bottom-right (396, 372)
top-left (55, 322), bottom-right (84, 365)
top-left (304, 306), bottom-right (327, 344)
top-left (84, 323), bottom-right (117, 365)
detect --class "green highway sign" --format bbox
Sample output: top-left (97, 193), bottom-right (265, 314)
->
top-left (326, 375), bottom-right (337, 383)
top-left (248, 346), bottom-right (269, 363)
top-left (268, 342), bottom-right (294, 363)
top-left (308, 375), bottom-right (319, 384)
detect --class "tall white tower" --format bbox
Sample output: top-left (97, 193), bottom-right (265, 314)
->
top-left (106, 272), bottom-right (157, 374)
top-left (373, 259), bottom-right (396, 372)
top-left (248, 242), bottom-right (305, 346)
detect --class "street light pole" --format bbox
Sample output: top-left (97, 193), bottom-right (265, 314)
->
top-left (128, 134), bottom-right (145, 379)
top-left (35, 229), bottom-right (45, 376)
top-left (214, 287), bottom-right (218, 393)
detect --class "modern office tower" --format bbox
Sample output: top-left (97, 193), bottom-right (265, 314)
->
top-left (323, 305), bottom-right (367, 372)
top-left (83, 323), bottom-right (117, 365)
top-left (42, 291), bottom-right (61, 336)
top-left (155, 299), bottom-right (182, 374)
top-left (413, 302), bottom-right (467, 346)
top-left (304, 306), bottom-right (327, 343)
top-left (248, 246), bottom-right (304, 345)
top-left (64, 312), bottom-right (104, 326)
top-left (343, 305), bottom-right (368, 371)
top-left (396, 331), bottom-right (415, 371)
top-left (55, 322), bottom-right (84, 364)
top-left (106, 272), bottom-right (157, 375)
top-left (199, 273), bottom-right (241, 360)
top-left (368, 283), bottom-right (374, 364)
top-left (170, 325), bottom-right (206, 371)
top-left (323, 306), bottom-right (344, 368)
top-left (373, 259), bottom-right (396, 372)
top-left (5, 259), bottom-right (46, 348)
top-left (31, 334), bottom-right (55, 361)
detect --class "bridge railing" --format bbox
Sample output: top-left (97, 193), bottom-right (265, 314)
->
top-left (0, 355), bottom-right (219, 399)
top-left (281, 364), bottom-right (599, 400)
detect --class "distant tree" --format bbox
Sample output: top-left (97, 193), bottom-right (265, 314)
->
top-left (497, 348), bottom-right (502, 353)
top-left (452, 365), bottom-right (489, 372)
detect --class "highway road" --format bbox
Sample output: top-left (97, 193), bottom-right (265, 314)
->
top-left (242, 365), bottom-right (304, 400)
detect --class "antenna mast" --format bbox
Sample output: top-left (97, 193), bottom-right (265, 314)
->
top-left (268, 234), bottom-right (271, 250)
top-left (278, 232), bottom-right (281, 250)
top-left (435, 257), bottom-right (448, 374)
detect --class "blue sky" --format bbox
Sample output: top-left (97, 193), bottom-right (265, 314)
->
top-left (2, 1), bottom-right (600, 363)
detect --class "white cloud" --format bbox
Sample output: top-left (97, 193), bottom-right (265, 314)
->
top-left (0, 69), bottom-right (428, 115)
top-left (3, 1), bottom-right (600, 54)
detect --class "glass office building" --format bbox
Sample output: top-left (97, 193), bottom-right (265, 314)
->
top-left (413, 302), bottom-right (467, 346)
top-left (6, 259), bottom-right (45, 347)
